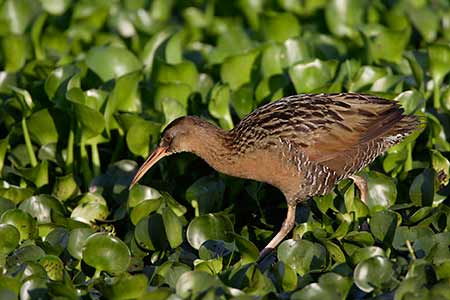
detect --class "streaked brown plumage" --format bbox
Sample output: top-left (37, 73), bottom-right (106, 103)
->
top-left (130, 93), bottom-right (420, 258)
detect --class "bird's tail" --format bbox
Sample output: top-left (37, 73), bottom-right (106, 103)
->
top-left (360, 99), bottom-right (423, 144)
top-left (383, 114), bottom-right (423, 146)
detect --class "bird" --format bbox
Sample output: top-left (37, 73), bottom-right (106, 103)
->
top-left (129, 93), bottom-right (420, 258)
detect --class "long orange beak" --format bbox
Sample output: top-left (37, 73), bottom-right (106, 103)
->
top-left (129, 146), bottom-right (168, 189)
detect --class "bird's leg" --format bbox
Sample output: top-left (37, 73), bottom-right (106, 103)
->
top-left (259, 204), bottom-right (296, 258)
top-left (350, 174), bottom-right (368, 204)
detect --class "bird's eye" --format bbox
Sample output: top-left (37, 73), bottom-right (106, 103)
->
top-left (162, 135), bottom-right (172, 146)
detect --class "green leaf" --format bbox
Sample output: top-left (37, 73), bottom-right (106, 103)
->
top-left (255, 74), bottom-right (288, 103)
top-left (0, 198), bottom-right (15, 216)
top-left (154, 82), bottom-right (192, 111)
top-left (208, 84), bottom-right (233, 130)
top-left (220, 50), bottom-right (259, 90)
top-left (208, 25), bottom-right (253, 64)
top-left (38, 255), bottom-right (64, 281)
top-left (407, 6), bottom-right (439, 42)
top-left (18, 195), bottom-right (64, 224)
top-left (0, 0), bottom-right (39, 35)
top-left (344, 181), bottom-right (368, 218)
top-left (185, 176), bottom-right (225, 216)
top-left (198, 240), bottom-right (233, 260)
top-left (161, 206), bottom-right (183, 248)
top-left (241, 264), bottom-right (276, 295)
top-left (11, 87), bottom-right (33, 116)
top-left (154, 60), bottom-right (198, 90)
top-left (128, 185), bottom-right (161, 208)
top-left (67, 228), bottom-right (95, 260)
top-left (20, 276), bottom-right (48, 300)
top-left (231, 233), bottom-right (259, 264)
top-left (82, 233), bottom-right (131, 275)
top-left (86, 46), bottom-right (142, 82)
top-left (156, 261), bottom-right (191, 288)
top-left (194, 258), bottom-right (223, 274)
top-left (323, 240), bottom-right (346, 263)
top-left (27, 109), bottom-right (59, 145)
top-left (362, 171), bottom-right (397, 213)
top-left (238, 0), bottom-right (263, 30)
top-left (429, 43), bottom-right (450, 100)
top-left (15, 160), bottom-right (49, 188)
top-left (104, 71), bottom-right (140, 132)
top-left (162, 98), bottom-right (187, 129)
top-left (431, 150), bottom-right (450, 187)
top-left (126, 119), bottom-right (161, 158)
top-left (0, 209), bottom-right (38, 241)
top-left (354, 256), bottom-right (396, 293)
top-left (0, 224), bottom-right (20, 255)
top-left (52, 173), bottom-right (79, 202)
top-left (0, 139), bottom-right (8, 174)
top-left (70, 193), bottom-right (109, 224)
top-left (395, 90), bottom-right (426, 115)
top-left (271, 261), bottom-right (297, 292)
top-left (319, 273), bottom-right (352, 300)
top-left (289, 59), bottom-right (338, 93)
top-left (394, 277), bottom-right (426, 300)
top-left (260, 12), bottom-right (301, 42)
top-left (344, 231), bottom-right (374, 246)
top-left (40, 0), bottom-right (71, 15)
top-left (0, 183), bottom-right (34, 205)
top-left (98, 274), bottom-right (148, 300)
top-left (282, 38), bottom-right (311, 67)
top-left (186, 214), bottom-right (234, 250)
top-left (9, 245), bottom-right (45, 264)
top-left (365, 26), bottom-right (410, 64)
top-left (429, 43), bottom-right (450, 83)
top-left (165, 30), bottom-right (184, 64)
top-left (409, 169), bottom-right (436, 207)
top-left (69, 94), bottom-right (105, 140)
top-left (370, 210), bottom-right (398, 247)
top-left (291, 283), bottom-right (338, 300)
top-left (130, 198), bottom-right (162, 225)
top-left (278, 239), bottom-right (327, 275)
top-left (175, 271), bottom-right (221, 299)
top-left (325, 0), bottom-right (365, 39)
top-left (349, 66), bottom-right (388, 91)
top-left (393, 226), bottom-right (433, 251)
top-left (141, 28), bottom-right (174, 77)
top-left (261, 43), bottom-right (283, 77)
top-left (1, 35), bottom-right (27, 72)
top-left (231, 85), bottom-right (254, 119)
top-left (134, 214), bottom-right (169, 250)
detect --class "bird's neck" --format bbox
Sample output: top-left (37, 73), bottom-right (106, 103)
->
top-left (188, 122), bottom-right (238, 174)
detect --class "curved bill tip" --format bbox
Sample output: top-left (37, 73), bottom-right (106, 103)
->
top-left (129, 146), bottom-right (168, 190)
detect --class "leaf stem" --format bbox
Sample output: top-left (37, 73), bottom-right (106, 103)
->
top-left (66, 127), bottom-right (74, 171)
top-left (406, 239), bottom-right (416, 260)
top-left (433, 80), bottom-right (440, 110)
top-left (21, 117), bottom-right (37, 167)
top-left (80, 139), bottom-right (92, 186)
top-left (91, 143), bottom-right (101, 177)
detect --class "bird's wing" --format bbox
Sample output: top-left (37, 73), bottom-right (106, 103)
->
top-left (231, 93), bottom-right (418, 177)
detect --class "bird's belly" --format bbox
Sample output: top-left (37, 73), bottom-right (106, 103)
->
top-left (223, 148), bottom-right (338, 202)
top-left (228, 150), bottom-right (306, 199)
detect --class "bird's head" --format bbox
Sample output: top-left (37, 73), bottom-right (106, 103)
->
top-left (129, 116), bottom-right (203, 189)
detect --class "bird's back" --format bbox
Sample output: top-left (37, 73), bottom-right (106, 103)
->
top-left (231, 93), bottom-right (420, 181)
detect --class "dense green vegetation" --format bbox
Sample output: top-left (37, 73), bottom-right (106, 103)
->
top-left (0, 0), bottom-right (450, 299)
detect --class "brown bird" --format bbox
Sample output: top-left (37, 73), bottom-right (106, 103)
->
top-left (130, 93), bottom-right (420, 258)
